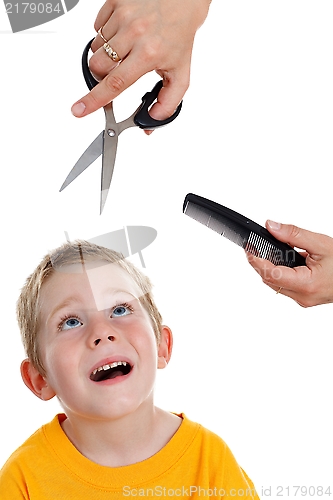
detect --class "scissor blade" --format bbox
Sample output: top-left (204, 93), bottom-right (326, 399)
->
top-left (100, 132), bottom-right (118, 214)
top-left (60, 131), bottom-right (104, 191)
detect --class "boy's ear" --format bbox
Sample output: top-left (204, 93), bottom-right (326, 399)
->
top-left (157, 326), bottom-right (173, 369)
top-left (20, 359), bottom-right (56, 401)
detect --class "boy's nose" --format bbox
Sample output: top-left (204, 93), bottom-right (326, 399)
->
top-left (87, 317), bottom-right (119, 348)
top-left (94, 335), bottom-right (115, 346)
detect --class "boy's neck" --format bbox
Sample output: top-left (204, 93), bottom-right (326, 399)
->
top-left (61, 404), bottom-right (182, 467)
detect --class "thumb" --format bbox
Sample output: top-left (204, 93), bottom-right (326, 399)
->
top-left (265, 221), bottom-right (322, 255)
top-left (148, 86), bottom-right (183, 121)
top-left (149, 69), bottom-right (189, 121)
top-left (143, 79), bottom-right (185, 135)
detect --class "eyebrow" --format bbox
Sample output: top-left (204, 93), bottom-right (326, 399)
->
top-left (103, 288), bottom-right (139, 300)
top-left (47, 297), bottom-right (82, 323)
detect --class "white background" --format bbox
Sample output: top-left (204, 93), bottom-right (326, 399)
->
top-left (0, 0), bottom-right (333, 497)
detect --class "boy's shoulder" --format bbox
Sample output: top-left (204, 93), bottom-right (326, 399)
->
top-left (0, 414), bottom-right (61, 473)
top-left (0, 415), bottom-right (67, 498)
top-left (175, 413), bottom-right (246, 476)
top-left (180, 413), bottom-right (228, 448)
top-left (181, 415), bottom-right (257, 494)
top-left (174, 413), bottom-right (228, 449)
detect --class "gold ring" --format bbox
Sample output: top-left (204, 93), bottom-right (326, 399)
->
top-left (103, 42), bottom-right (121, 62)
top-left (97, 26), bottom-right (108, 43)
top-left (276, 287), bottom-right (283, 295)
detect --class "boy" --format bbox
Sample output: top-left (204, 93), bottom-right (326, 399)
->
top-left (0, 241), bottom-right (259, 499)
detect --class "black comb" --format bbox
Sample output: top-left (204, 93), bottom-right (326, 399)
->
top-left (183, 193), bottom-right (306, 268)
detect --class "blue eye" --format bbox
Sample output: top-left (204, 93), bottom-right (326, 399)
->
top-left (111, 305), bottom-right (132, 318)
top-left (61, 317), bottom-right (82, 331)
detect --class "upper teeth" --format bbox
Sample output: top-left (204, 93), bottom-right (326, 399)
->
top-left (92, 361), bottom-right (128, 376)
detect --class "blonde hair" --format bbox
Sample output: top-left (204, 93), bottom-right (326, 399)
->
top-left (17, 240), bottom-right (163, 376)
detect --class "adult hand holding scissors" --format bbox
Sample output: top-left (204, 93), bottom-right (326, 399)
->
top-left (246, 221), bottom-right (333, 308)
top-left (62, 40), bottom-right (181, 214)
top-left (71, 0), bottom-right (211, 125)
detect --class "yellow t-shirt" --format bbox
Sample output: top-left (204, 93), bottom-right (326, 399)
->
top-left (0, 414), bottom-right (259, 499)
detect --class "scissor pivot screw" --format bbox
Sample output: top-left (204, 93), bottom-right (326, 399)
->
top-left (107, 129), bottom-right (116, 137)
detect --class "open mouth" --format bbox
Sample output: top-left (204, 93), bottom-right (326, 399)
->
top-left (90, 361), bottom-right (132, 382)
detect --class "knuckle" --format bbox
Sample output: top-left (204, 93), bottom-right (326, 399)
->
top-left (289, 224), bottom-right (301, 240)
top-left (104, 73), bottom-right (126, 93)
top-left (140, 42), bottom-right (161, 63)
top-left (129, 18), bottom-right (149, 38)
top-left (115, 5), bottom-right (136, 27)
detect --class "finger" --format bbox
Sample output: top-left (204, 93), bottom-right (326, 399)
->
top-left (299, 251), bottom-right (309, 258)
top-left (94, 1), bottom-right (116, 33)
top-left (89, 35), bottom-right (131, 80)
top-left (261, 281), bottom-right (315, 308)
top-left (264, 281), bottom-right (289, 296)
top-left (71, 55), bottom-right (148, 117)
top-left (88, 48), bottom-right (120, 82)
top-left (265, 221), bottom-right (329, 256)
top-left (147, 70), bottom-right (189, 121)
top-left (246, 253), bottom-right (312, 292)
top-left (92, 15), bottom-right (118, 53)
top-left (143, 70), bottom-right (189, 135)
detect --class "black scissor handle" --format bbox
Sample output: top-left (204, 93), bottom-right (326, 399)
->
top-left (82, 39), bottom-right (99, 90)
top-left (82, 39), bottom-right (182, 128)
top-left (134, 80), bottom-right (182, 129)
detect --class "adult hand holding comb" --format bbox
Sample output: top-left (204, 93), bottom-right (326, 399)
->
top-left (247, 221), bottom-right (333, 308)
top-left (183, 193), bottom-right (333, 309)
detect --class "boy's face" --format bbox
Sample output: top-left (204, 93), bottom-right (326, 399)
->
top-left (25, 261), bottom-right (171, 422)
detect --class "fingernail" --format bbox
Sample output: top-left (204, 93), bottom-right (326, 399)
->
top-left (71, 102), bottom-right (86, 117)
top-left (144, 130), bottom-right (154, 136)
top-left (267, 220), bottom-right (281, 230)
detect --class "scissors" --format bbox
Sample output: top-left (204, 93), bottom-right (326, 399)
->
top-left (60, 39), bottom-right (182, 214)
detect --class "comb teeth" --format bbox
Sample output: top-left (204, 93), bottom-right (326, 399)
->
top-left (245, 231), bottom-right (295, 267)
top-left (184, 200), bottom-right (249, 247)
